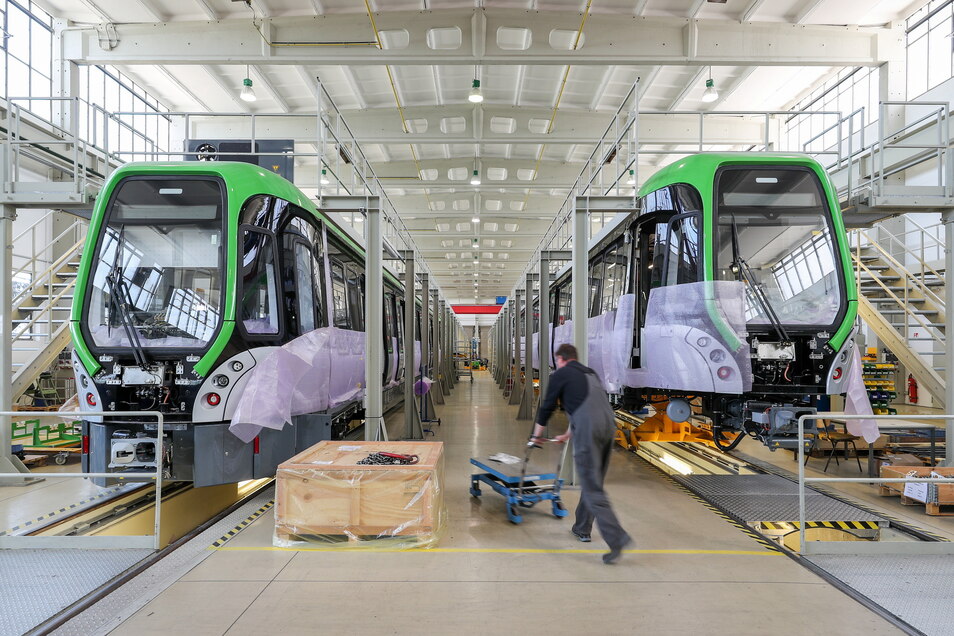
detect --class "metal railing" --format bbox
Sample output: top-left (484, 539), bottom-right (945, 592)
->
top-left (0, 410), bottom-right (164, 550)
top-left (797, 412), bottom-right (954, 555)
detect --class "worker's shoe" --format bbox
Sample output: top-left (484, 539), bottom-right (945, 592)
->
top-left (571, 530), bottom-right (591, 543)
top-left (603, 535), bottom-right (633, 565)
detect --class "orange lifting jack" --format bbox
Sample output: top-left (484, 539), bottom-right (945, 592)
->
top-left (614, 397), bottom-right (742, 451)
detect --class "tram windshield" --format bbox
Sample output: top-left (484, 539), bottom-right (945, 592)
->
top-left (715, 167), bottom-right (843, 328)
top-left (85, 177), bottom-right (224, 349)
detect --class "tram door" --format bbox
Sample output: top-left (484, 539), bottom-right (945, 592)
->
top-left (631, 221), bottom-right (702, 369)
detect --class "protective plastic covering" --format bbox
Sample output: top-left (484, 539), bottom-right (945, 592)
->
top-left (843, 347), bottom-right (879, 443)
top-left (229, 326), bottom-right (365, 443)
top-left (621, 281), bottom-right (753, 394)
top-left (274, 441), bottom-right (446, 549)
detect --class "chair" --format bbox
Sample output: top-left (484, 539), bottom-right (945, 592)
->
top-left (820, 420), bottom-right (863, 473)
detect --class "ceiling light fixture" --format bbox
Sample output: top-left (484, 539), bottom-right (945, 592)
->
top-left (472, 216), bottom-right (480, 223)
top-left (626, 169), bottom-right (635, 185)
top-left (320, 169), bottom-right (330, 185)
top-left (701, 68), bottom-right (718, 103)
top-left (470, 169), bottom-right (481, 185)
top-left (468, 78), bottom-right (483, 103)
top-left (240, 65), bottom-right (257, 102)
top-left (473, 258), bottom-right (479, 264)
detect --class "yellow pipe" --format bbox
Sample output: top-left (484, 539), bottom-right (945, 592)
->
top-left (363, 0), bottom-right (433, 209)
top-left (522, 0), bottom-right (593, 208)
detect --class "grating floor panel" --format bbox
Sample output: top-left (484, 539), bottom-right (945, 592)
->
top-left (807, 555), bottom-right (954, 636)
top-left (0, 548), bottom-right (152, 636)
top-left (679, 474), bottom-right (884, 523)
top-left (49, 486), bottom-right (274, 636)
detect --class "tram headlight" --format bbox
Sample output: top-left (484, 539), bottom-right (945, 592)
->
top-left (86, 392), bottom-right (97, 406)
top-left (832, 367), bottom-right (843, 380)
top-left (717, 366), bottom-right (733, 380)
top-left (206, 393), bottom-right (221, 406)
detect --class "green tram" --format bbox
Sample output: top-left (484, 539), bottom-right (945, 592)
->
top-left (70, 162), bottom-right (411, 486)
top-left (547, 153), bottom-right (858, 450)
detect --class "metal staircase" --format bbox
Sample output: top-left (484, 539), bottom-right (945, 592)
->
top-left (9, 215), bottom-right (86, 404)
top-left (851, 222), bottom-right (947, 407)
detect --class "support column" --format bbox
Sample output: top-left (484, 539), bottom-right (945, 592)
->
top-left (509, 289), bottom-right (523, 405)
top-left (364, 205), bottom-right (385, 441)
top-left (442, 302), bottom-right (454, 391)
top-left (517, 272), bottom-right (536, 420)
top-left (572, 202), bottom-right (589, 364)
top-left (0, 205), bottom-right (29, 479)
top-left (431, 290), bottom-right (445, 405)
top-left (539, 254), bottom-right (552, 401)
top-left (944, 210), bottom-right (954, 465)
top-left (497, 305), bottom-right (508, 388)
top-left (402, 252), bottom-right (423, 440)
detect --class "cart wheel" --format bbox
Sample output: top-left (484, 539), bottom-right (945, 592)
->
top-left (508, 506), bottom-right (522, 524)
top-left (552, 500), bottom-right (568, 518)
top-left (54, 453), bottom-right (68, 465)
top-left (470, 484), bottom-right (481, 498)
top-left (14, 451), bottom-right (26, 461)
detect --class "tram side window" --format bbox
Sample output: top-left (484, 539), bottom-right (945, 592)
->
top-left (240, 228), bottom-right (280, 336)
top-left (330, 260), bottom-right (350, 329)
top-left (293, 241), bottom-right (317, 334)
top-left (346, 264), bottom-right (365, 331)
top-left (556, 285), bottom-right (571, 324)
top-left (660, 215), bottom-right (702, 287)
top-left (601, 246), bottom-right (622, 313)
top-left (588, 258), bottom-right (604, 317)
top-left (383, 292), bottom-right (395, 353)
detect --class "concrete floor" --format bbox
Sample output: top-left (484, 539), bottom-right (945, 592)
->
top-left (106, 371), bottom-right (902, 636)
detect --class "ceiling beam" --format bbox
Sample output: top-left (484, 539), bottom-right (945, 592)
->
top-left (740, 0), bottom-right (766, 22)
top-left (63, 9), bottom-right (903, 67)
top-left (192, 0), bottom-right (219, 21)
top-left (251, 67), bottom-right (291, 112)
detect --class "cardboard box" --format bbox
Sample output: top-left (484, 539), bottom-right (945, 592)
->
top-left (274, 441), bottom-right (445, 547)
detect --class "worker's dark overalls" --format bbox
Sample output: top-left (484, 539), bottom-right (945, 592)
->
top-left (569, 369), bottom-right (630, 550)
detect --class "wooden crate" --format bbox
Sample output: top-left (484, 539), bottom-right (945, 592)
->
top-left (275, 441), bottom-right (444, 541)
top-left (880, 465), bottom-right (933, 496)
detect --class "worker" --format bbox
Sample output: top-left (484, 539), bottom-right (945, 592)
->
top-left (531, 343), bottom-right (632, 564)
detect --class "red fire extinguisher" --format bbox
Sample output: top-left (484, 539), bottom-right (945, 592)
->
top-left (908, 374), bottom-right (919, 404)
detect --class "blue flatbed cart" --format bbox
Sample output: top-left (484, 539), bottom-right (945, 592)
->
top-left (469, 440), bottom-right (569, 524)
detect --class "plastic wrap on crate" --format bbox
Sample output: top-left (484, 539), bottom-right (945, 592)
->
top-left (229, 327), bottom-right (365, 443)
top-left (274, 441), bottom-right (446, 549)
top-left (843, 347), bottom-right (879, 443)
top-left (621, 281), bottom-right (753, 394)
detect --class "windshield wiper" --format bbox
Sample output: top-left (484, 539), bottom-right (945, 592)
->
top-left (105, 227), bottom-right (149, 370)
top-left (730, 217), bottom-right (791, 344)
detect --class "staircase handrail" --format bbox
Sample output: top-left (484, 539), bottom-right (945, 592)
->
top-left (854, 227), bottom-right (945, 311)
top-left (12, 217), bottom-right (85, 297)
top-left (12, 237), bottom-right (84, 308)
top-left (852, 257), bottom-right (943, 345)
top-left (12, 277), bottom-right (77, 344)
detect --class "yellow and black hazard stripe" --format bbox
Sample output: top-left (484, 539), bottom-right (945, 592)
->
top-left (735, 452), bottom-right (952, 543)
top-left (637, 458), bottom-right (781, 553)
top-left (0, 484), bottom-right (127, 537)
top-left (760, 520), bottom-right (880, 531)
top-left (211, 501), bottom-right (274, 548)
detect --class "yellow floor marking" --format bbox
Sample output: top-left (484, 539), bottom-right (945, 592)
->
top-left (209, 546), bottom-right (781, 556)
